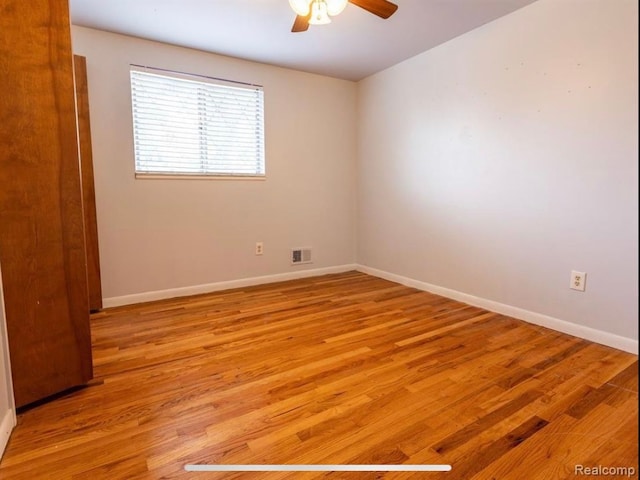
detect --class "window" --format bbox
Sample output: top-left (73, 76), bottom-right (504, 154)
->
top-left (130, 66), bottom-right (265, 178)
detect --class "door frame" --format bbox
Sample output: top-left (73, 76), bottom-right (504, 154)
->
top-left (0, 263), bottom-right (16, 459)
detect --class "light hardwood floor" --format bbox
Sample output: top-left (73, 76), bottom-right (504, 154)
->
top-left (0, 272), bottom-right (637, 479)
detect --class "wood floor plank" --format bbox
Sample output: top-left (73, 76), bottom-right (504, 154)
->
top-left (0, 272), bottom-right (636, 479)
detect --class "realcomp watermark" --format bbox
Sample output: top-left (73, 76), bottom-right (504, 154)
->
top-left (575, 465), bottom-right (636, 477)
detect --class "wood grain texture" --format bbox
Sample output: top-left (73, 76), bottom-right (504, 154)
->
top-left (349, 0), bottom-right (398, 19)
top-left (74, 54), bottom-right (103, 312)
top-left (0, 272), bottom-right (636, 479)
top-left (0, 0), bottom-right (93, 407)
top-left (292, 14), bottom-right (310, 33)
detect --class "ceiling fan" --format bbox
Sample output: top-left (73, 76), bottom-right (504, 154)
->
top-left (289, 0), bottom-right (398, 33)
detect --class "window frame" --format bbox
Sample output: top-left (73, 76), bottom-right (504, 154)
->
top-left (129, 65), bottom-right (266, 180)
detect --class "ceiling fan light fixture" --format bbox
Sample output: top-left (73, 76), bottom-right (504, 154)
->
top-left (325, 0), bottom-right (348, 16)
top-left (289, 0), bottom-right (311, 16)
top-left (308, 1), bottom-right (332, 25)
top-left (290, 0), bottom-right (398, 33)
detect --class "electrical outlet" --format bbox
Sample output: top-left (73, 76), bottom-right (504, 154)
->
top-left (255, 242), bottom-right (263, 256)
top-left (570, 270), bottom-right (586, 292)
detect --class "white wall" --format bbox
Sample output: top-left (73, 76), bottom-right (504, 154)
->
top-left (72, 27), bottom-right (357, 302)
top-left (357, 0), bottom-right (638, 343)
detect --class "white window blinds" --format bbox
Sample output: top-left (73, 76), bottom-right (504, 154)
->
top-left (130, 66), bottom-right (265, 177)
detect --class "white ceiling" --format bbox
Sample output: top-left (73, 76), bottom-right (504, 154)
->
top-left (69, 0), bottom-right (538, 81)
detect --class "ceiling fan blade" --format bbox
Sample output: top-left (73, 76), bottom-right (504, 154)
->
top-left (291, 14), bottom-right (310, 32)
top-left (348, 0), bottom-right (398, 19)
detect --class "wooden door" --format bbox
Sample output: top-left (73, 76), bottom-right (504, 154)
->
top-left (0, 0), bottom-right (93, 407)
top-left (74, 55), bottom-right (103, 312)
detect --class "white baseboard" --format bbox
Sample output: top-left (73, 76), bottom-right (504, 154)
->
top-left (357, 265), bottom-right (638, 355)
top-left (0, 408), bottom-right (15, 459)
top-left (103, 264), bottom-right (358, 308)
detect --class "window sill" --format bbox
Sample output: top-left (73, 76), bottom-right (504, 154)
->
top-left (134, 173), bottom-right (266, 181)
